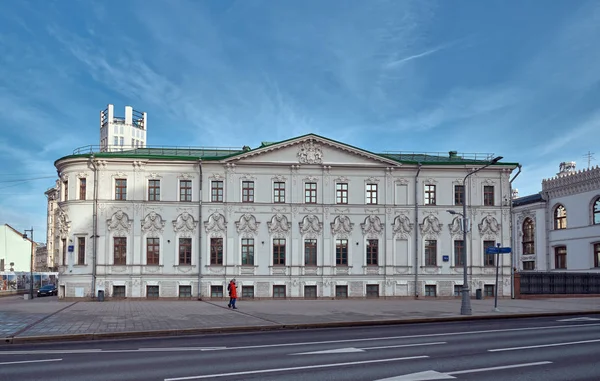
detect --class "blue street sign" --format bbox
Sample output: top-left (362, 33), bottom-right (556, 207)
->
top-left (499, 247), bottom-right (512, 254)
top-left (442, 255), bottom-right (449, 262)
top-left (485, 247), bottom-right (499, 255)
top-left (486, 246), bottom-right (511, 254)
top-left (68, 245), bottom-right (74, 252)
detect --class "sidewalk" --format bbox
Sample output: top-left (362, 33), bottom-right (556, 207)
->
top-left (1, 296), bottom-right (599, 344)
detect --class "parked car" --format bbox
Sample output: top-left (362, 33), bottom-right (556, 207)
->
top-left (37, 284), bottom-right (57, 297)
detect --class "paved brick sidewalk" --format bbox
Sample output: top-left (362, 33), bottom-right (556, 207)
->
top-left (1, 296), bottom-right (599, 343)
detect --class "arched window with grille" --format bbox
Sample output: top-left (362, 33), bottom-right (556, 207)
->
top-left (593, 197), bottom-right (600, 225)
top-left (554, 204), bottom-right (567, 230)
top-left (522, 218), bottom-right (535, 255)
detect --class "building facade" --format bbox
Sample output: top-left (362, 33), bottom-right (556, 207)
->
top-left (512, 162), bottom-right (600, 272)
top-left (45, 184), bottom-right (60, 271)
top-left (53, 132), bottom-right (518, 299)
top-left (0, 224), bottom-right (36, 272)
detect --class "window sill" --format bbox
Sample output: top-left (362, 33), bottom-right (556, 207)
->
top-left (143, 264), bottom-right (163, 267)
top-left (174, 265), bottom-right (196, 268)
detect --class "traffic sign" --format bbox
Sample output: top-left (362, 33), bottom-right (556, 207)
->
top-left (486, 246), bottom-right (512, 254)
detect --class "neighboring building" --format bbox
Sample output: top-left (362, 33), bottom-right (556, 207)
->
top-left (512, 162), bottom-right (600, 272)
top-left (35, 244), bottom-right (48, 271)
top-left (45, 184), bottom-right (60, 271)
top-left (0, 224), bottom-right (36, 272)
top-left (51, 115), bottom-right (518, 299)
top-left (100, 104), bottom-right (147, 152)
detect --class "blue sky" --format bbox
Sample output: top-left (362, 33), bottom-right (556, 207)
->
top-left (1, 0), bottom-right (599, 239)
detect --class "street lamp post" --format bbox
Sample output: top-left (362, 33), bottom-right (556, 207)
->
top-left (447, 155), bottom-right (502, 315)
top-left (23, 227), bottom-right (34, 300)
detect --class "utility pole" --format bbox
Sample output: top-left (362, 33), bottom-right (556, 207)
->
top-left (583, 151), bottom-right (595, 169)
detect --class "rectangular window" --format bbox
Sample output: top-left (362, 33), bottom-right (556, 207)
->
top-left (146, 286), bottom-right (160, 299)
top-left (242, 286), bottom-right (254, 298)
top-left (424, 184), bottom-right (436, 205)
top-left (425, 285), bottom-right (437, 297)
top-left (273, 182), bottom-right (285, 203)
top-left (336, 239), bottom-right (348, 265)
top-left (594, 243), bottom-right (600, 268)
top-left (148, 179), bottom-right (160, 201)
top-left (179, 285), bottom-right (192, 298)
top-left (304, 285), bottom-right (317, 299)
top-left (555, 246), bottom-right (567, 269)
top-left (179, 238), bottom-right (192, 265)
top-left (484, 285), bottom-right (495, 297)
top-left (77, 237), bottom-right (85, 265)
top-left (335, 285), bottom-right (348, 298)
top-left (211, 285), bottom-right (223, 298)
top-left (241, 238), bottom-right (254, 265)
top-left (484, 240), bottom-right (496, 266)
top-left (63, 181), bottom-right (68, 201)
top-left (79, 178), bottom-right (86, 200)
top-left (210, 237), bottom-right (223, 265)
top-left (211, 181), bottom-right (224, 202)
top-left (425, 240), bottom-right (437, 266)
top-left (454, 185), bottom-right (464, 206)
top-left (242, 181), bottom-right (254, 203)
top-left (113, 237), bottom-right (127, 265)
top-left (273, 239), bottom-right (286, 265)
top-left (366, 239), bottom-right (378, 265)
top-left (115, 179), bottom-right (127, 200)
top-left (305, 182), bottom-right (317, 204)
top-left (273, 285), bottom-right (286, 298)
top-left (484, 186), bottom-right (495, 206)
top-left (119, 137), bottom-right (124, 146)
top-left (61, 238), bottom-right (67, 265)
top-left (454, 240), bottom-right (464, 266)
top-left (113, 136), bottom-right (118, 146)
top-left (180, 180), bottom-right (192, 202)
top-left (112, 285), bottom-right (126, 298)
top-left (366, 284), bottom-right (379, 298)
top-left (336, 183), bottom-right (348, 204)
top-left (523, 261), bottom-right (535, 271)
top-left (146, 237), bottom-right (160, 265)
top-left (454, 285), bottom-right (462, 296)
top-left (366, 183), bottom-right (378, 205)
top-left (304, 239), bottom-right (317, 266)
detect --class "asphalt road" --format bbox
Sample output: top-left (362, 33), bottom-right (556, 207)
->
top-left (1, 315), bottom-right (599, 381)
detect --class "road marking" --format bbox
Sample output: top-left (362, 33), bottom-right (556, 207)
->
top-left (291, 342), bottom-right (447, 355)
top-left (0, 349), bottom-right (102, 355)
top-left (0, 359), bottom-right (63, 366)
top-left (375, 361), bottom-right (552, 380)
top-left (489, 338), bottom-right (600, 352)
top-left (137, 347), bottom-right (227, 352)
top-left (557, 317), bottom-right (600, 322)
top-left (163, 356), bottom-right (429, 380)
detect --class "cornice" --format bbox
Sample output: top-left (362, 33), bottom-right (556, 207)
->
top-left (542, 165), bottom-right (600, 192)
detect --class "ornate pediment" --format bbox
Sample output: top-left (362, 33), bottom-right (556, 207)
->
top-left (299, 215), bottom-right (323, 238)
top-left (236, 214), bottom-right (260, 236)
top-left (297, 140), bottom-right (323, 164)
top-left (57, 210), bottom-right (71, 239)
top-left (204, 213), bottom-right (226, 235)
top-left (419, 214), bottom-right (443, 237)
top-left (448, 217), bottom-right (462, 237)
top-left (173, 212), bottom-right (198, 238)
top-left (361, 215), bottom-right (383, 238)
top-left (478, 214), bottom-right (500, 238)
top-left (268, 214), bottom-right (291, 237)
top-left (141, 212), bottom-right (165, 237)
top-left (392, 214), bottom-right (413, 239)
top-left (107, 210), bottom-right (132, 235)
top-left (331, 215), bottom-right (354, 238)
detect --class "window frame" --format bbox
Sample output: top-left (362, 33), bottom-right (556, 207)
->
top-left (79, 178), bottom-right (86, 200)
top-left (210, 237), bottom-right (223, 265)
top-left (522, 218), bottom-right (535, 255)
top-left (424, 184), bottom-right (436, 205)
top-left (148, 179), bottom-right (160, 201)
top-left (77, 237), bottom-right (85, 265)
top-left (454, 240), bottom-right (464, 267)
top-left (454, 184), bottom-right (464, 206)
top-left (425, 239), bottom-right (437, 266)
top-left (594, 243), bottom-right (600, 268)
top-left (336, 239), bottom-right (348, 265)
top-left (336, 183), bottom-right (348, 204)
top-left (113, 237), bottom-right (127, 265)
top-left (593, 197), bottom-right (600, 225)
top-left (555, 246), bottom-right (567, 269)
top-left (241, 238), bottom-right (254, 265)
top-left (425, 285), bottom-right (437, 297)
top-left (366, 183), bottom-right (378, 205)
top-left (146, 237), bottom-right (160, 265)
top-left (483, 240), bottom-right (496, 267)
top-left (273, 238), bottom-right (286, 266)
top-left (115, 179), bottom-right (127, 201)
top-left (179, 238), bottom-right (192, 265)
top-left (483, 185), bottom-right (495, 206)
top-left (211, 180), bottom-right (224, 202)
top-left (273, 182), bottom-right (286, 203)
top-left (63, 180), bottom-right (68, 201)
top-left (273, 285), bottom-right (286, 298)
top-left (304, 239), bottom-right (317, 266)
top-left (304, 182), bottom-right (317, 204)
top-left (366, 239), bottom-right (378, 266)
top-left (180, 179), bottom-right (192, 202)
top-left (241, 180), bottom-right (255, 203)
top-left (554, 204), bottom-right (567, 230)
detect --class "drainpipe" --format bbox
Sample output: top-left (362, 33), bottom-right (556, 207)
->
top-left (414, 163), bottom-right (422, 298)
top-left (90, 155), bottom-right (99, 298)
top-left (509, 164), bottom-right (522, 298)
top-left (197, 159), bottom-right (203, 299)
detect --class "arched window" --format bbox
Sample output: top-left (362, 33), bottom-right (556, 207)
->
top-left (522, 218), bottom-right (535, 254)
top-left (593, 197), bottom-right (600, 225)
top-left (554, 205), bottom-right (567, 230)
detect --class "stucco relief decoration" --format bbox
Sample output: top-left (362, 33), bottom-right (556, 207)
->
top-left (114, 172), bottom-right (126, 178)
top-left (272, 174), bottom-right (287, 182)
top-left (203, 213), bottom-right (225, 235)
top-left (478, 215), bottom-right (500, 238)
top-left (395, 178), bottom-right (409, 186)
top-left (448, 217), bottom-right (462, 237)
top-left (268, 214), bottom-right (291, 237)
top-left (425, 178), bottom-right (438, 185)
top-left (236, 214), bottom-right (260, 237)
top-left (366, 177), bottom-right (381, 184)
top-left (57, 210), bottom-right (71, 239)
top-left (361, 215), bottom-right (383, 238)
top-left (299, 215), bottom-right (323, 238)
top-left (178, 173), bottom-right (194, 180)
top-left (297, 140), bottom-right (323, 164)
top-left (107, 210), bottom-right (132, 235)
top-left (304, 175), bottom-right (318, 182)
top-left (132, 161), bottom-right (145, 171)
top-left (392, 214), bottom-right (413, 239)
top-left (331, 215), bottom-right (354, 238)
top-left (173, 212), bottom-right (199, 238)
top-left (77, 172), bottom-right (88, 178)
top-left (335, 176), bottom-right (350, 183)
top-left (419, 214), bottom-right (443, 237)
top-left (240, 174), bottom-right (256, 181)
top-left (148, 173), bottom-right (162, 179)
top-left (141, 212), bottom-right (166, 237)
top-left (209, 173), bottom-right (225, 181)
top-left (323, 165), bottom-right (331, 185)
top-left (60, 173), bottom-right (68, 182)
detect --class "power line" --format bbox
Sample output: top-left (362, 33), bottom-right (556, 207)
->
top-left (0, 176), bottom-right (56, 183)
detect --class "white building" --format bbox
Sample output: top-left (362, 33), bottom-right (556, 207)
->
top-left (512, 162), bottom-right (600, 272)
top-left (0, 224), bottom-right (36, 272)
top-left (52, 126), bottom-right (518, 299)
top-left (100, 104), bottom-right (147, 152)
top-left (45, 184), bottom-right (60, 271)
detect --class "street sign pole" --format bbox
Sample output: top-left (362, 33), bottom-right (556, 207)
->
top-left (494, 243), bottom-right (501, 312)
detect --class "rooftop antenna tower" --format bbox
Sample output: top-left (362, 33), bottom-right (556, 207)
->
top-left (583, 151), bottom-right (596, 169)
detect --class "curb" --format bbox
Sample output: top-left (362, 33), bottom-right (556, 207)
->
top-left (3, 310), bottom-right (600, 345)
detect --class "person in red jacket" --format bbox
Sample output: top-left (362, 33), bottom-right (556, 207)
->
top-left (227, 279), bottom-right (238, 309)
